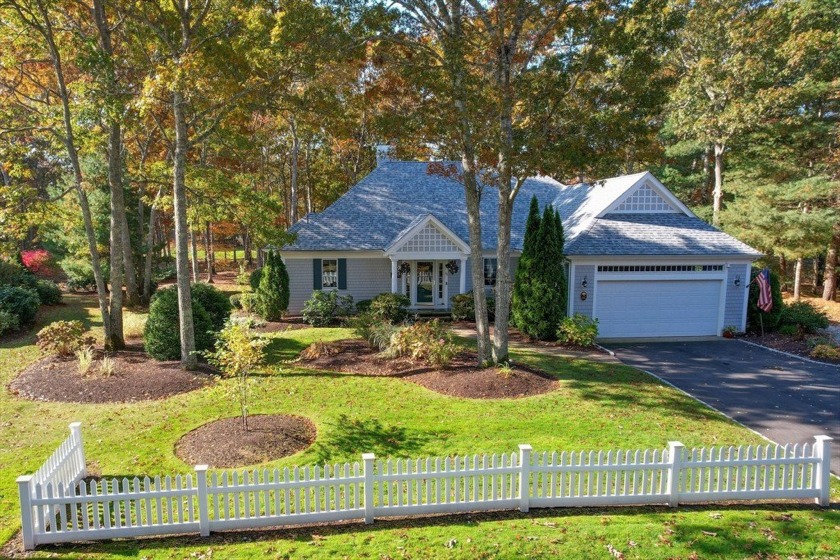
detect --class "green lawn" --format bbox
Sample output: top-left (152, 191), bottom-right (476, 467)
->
top-left (1, 295), bottom-right (838, 559)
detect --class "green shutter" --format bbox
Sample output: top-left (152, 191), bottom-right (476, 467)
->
top-left (312, 259), bottom-right (322, 290)
top-left (338, 258), bottom-right (347, 290)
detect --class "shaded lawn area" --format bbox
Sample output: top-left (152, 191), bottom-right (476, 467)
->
top-left (1, 295), bottom-right (838, 559)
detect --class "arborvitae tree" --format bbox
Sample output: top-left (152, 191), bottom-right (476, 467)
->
top-left (516, 204), bottom-right (567, 340)
top-left (511, 196), bottom-right (541, 330)
top-left (256, 251), bottom-right (290, 321)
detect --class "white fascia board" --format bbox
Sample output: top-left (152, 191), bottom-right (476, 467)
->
top-left (567, 255), bottom-right (757, 265)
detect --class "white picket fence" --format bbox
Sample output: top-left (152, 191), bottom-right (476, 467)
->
top-left (18, 423), bottom-right (833, 550)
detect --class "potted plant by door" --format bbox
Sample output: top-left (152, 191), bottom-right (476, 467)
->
top-left (722, 325), bottom-right (738, 339)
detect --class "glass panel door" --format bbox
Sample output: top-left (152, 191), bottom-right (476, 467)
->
top-left (416, 261), bottom-right (434, 305)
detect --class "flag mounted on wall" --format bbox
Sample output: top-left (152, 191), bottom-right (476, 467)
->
top-left (755, 268), bottom-right (773, 312)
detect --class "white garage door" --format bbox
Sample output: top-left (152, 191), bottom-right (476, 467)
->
top-left (595, 279), bottom-right (722, 338)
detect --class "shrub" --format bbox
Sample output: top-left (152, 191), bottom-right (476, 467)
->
top-left (239, 292), bottom-right (258, 313)
top-left (779, 301), bottom-right (829, 338)
top-left (348, 311), bottom-right (400, 350)
top-left (0, 286), bottom-right (40, 325)
top-left (355, 299), bottom-right (372, 313)
top-left (450, 290), bottom-right (495, 321)
top-left (387, 319), bottom-right (457, 367)
top-left (60, 258), bottom-right (102, 292)
top-left (747, 268), bottom-right (783, 332)
top-left (255, 251), bottom-right (290, 321)
top-left (191, 283), bottom-right (232, 332)
top-left (153, 265), bottom-right (176, 282)
top-left (302, 290), bottom-right (354, 327)
top-left (810, 344), bottom-right (840, 360)
top-left (36, 320), bottom-right (91, 357)
top-left (0, 310), bottom-right (20, 336)
top-left (143, 286), bottom-right (215, 360)
top-left (0, 260), bottom-right (36, 289)
top-left (249, 267), bottom-right (264, 291)
top-left (557, 314), bottom-right (599, 347)
top-left (35, 279), bottom-right (62, 305)
top-left (236, 265), bottom-right (251, 286)
top-left (369, 293), bottom-right (410, 323)
top-left (778, 324), bottom-right (799, 336)
top-left (230, 293), bottom-right (243, 309)
top-left (21, 249), bottom-right (57, 275)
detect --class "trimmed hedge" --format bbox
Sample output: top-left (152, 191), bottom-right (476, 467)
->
top-left (369, 293), bottom-right (410, 323)
top-left (191, 282), bottom-right (232, 332)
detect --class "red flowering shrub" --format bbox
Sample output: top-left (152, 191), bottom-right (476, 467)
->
top-left (21, 249), bottom-right (57, 276)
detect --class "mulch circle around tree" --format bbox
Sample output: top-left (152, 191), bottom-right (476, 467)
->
top-left (8, 346), bottom-right (216, 403)
top-left (298, 339), bottom-right (558, 399)
top-left (175, 415), bottom-right (317, 468)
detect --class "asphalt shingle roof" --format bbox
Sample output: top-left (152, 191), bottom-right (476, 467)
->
top-left (284, 161), bottom-right (760, 258)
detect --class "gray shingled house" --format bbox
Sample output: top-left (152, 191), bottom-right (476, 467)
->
top-left (281, 160), bottom-right (761, 338)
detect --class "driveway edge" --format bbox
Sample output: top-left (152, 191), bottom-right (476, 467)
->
top-left (736, 339), bottom-right (838, 367)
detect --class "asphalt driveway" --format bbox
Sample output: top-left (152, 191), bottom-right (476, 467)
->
top-left (606, 340), bottom-right (840, 474)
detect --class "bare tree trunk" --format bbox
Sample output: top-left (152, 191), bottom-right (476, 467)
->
top-left (36, 2), bottom-right (111, 341)
top-left (106, 122), bottom-right (126, 350)
top-left (305, 143), bottom-right (313, 214)
top-left (190, 230), bottom-right (198, 282)
top-left (445, 0), bottom-right (490, 365)
top-left (244, 229), bottom-right (252, 265)
top-left (793, 257), bottom-right (803, 301)
top-left (121, 214), bottom-right (140, 307)
top-left (204, 221), bottom-right (214, 283)
top-left (143, 188), bottom-right (161, 303)
top-left (173, 90), bottom-right (197, 369)
top-left (823, 223), bottom-right (839, 301)
top-left (289, 116), bottom-right (299, 225)
top-left (712, 142), bottom-right (725, 227)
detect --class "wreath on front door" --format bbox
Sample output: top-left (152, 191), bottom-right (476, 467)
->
top-left (445, 260), bottom-right (460, 275)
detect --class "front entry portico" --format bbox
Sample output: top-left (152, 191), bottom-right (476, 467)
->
top-left (393, 260), bottom-right (458, 309)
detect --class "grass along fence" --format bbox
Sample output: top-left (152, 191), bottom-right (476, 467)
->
top-left (17, 423), bottom-right (833, 550)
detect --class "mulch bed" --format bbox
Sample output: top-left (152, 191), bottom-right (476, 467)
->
top-left (253, 316), bottom-right (311, 334)
top-left (175, 414), bottom-right (317, 468)
top-left (8, 347), bottom-right (216, 403)
top-left (298, 339), bottom-right (558, 399)
top-left (743, 332), bottom-right (840, 365)
top-left (451, 321), bottom-right (606, 354)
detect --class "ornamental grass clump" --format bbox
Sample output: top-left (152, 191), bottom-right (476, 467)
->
top-left (204, 322), bottom-right (269, 431)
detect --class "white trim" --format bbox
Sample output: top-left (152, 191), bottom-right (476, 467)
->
top-left (739, 264), bottom-right (750, 332)
top-left (385, 214), bottom-right (470, 256)
top-left (595, 272), bottom-right (726, 282)
top-left (568, 262), bottom-right (576, 315)
top-left (569, 255), bottom-right (755, 265)
top-left (716, 277), bottom-right (727, 335)
top-left (598, 172), bottom-right (695, 218)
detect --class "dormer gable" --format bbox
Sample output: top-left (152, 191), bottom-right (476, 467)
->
top-left (598, 173), bottom-right (693, 218)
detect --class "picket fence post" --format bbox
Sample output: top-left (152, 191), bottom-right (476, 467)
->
top-left (363, 453), bottom-right (376, 523)
top-left (519, 444), bottom-right (532, 513)
top-left (667, 441), bottom-right (684, 507)
top-left (17, 475), bottom-right (35, 551)
top-left (69, 422), bottom-right (86, 478)
top-left (195, 465), bottom-right (210, 536)
top-left (813, 435), bottom-right (833, 507)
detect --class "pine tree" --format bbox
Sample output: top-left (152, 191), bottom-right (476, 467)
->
top-left (511, 196), bottom-right (541, 330)
top-left (256, 251), bottom-right (290, 321)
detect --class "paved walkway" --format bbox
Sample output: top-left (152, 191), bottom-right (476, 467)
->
top-left (605, 340), bottom-right (840, 474)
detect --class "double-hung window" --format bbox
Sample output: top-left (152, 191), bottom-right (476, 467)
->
top-left (483, 258), bottom-right (497, 287)
top-left (322, 259), bottom-right (338, 289)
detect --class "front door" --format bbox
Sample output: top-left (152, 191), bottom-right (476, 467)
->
top-left (415, 261), bottom-right (434, 305)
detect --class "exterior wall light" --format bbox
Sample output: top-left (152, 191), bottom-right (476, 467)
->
top-left (581, 275), bottom-right (588, 288)
top-left (734, 274), bottom-right (741, 287)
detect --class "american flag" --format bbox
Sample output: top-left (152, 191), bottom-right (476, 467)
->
top-left (756, 268), bottom-right (773, 312)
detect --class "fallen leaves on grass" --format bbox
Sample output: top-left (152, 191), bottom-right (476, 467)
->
top-left (606, 544), bottom-right (625, 559)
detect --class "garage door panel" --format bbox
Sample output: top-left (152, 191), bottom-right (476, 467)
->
top-left (596, 279), bottom-right (722, 338)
